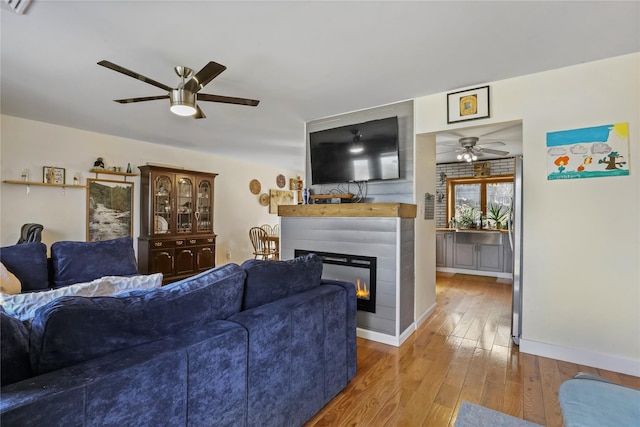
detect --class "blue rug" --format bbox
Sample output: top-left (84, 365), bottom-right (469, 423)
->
top-left (455, 402), bottom-right (542, 427)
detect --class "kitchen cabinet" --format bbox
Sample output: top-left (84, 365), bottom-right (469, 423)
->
top-left (452, 231), bottom-right (504, 272)
top-left (503, 236), bottom-right (513, 273)
top-left (138, 165), bottom-right (217, 283)
top-left (436, 231), bottom-right (454, 268)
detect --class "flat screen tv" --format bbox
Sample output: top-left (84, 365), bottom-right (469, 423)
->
top-left (309, 116), bottom-right (400, 185)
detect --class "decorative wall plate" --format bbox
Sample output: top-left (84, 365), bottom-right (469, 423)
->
top-left (259, 193), bottom-right (270, 206)
top-left (249, 179), bottom-right (261, 195)
top-left (276, 174), bottom-right (285, 188)
top-left (154, 215), bottom-right (169, 234)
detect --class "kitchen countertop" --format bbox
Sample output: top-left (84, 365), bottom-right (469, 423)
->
top-left (436, 228), bottom-right (509, 233)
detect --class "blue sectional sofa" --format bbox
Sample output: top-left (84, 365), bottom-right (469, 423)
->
top-left (0, 240), bottom-right (357, 427)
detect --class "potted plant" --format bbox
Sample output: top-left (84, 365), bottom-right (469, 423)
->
top-left (455, 206), bottom-right (480, 229)
top-left (487, 204), bottom-right (508, 229)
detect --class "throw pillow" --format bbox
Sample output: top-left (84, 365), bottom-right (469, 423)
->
top-left (1, 262), bottom-right (21, 294)
top-left (1, 308), bottom-right (32, 386)
top-left (50, 237), bottom-right (138, 288)
top-left (0, 242), bottom-right (49, 292)
top-left (1, 273), bottom-right (163, 321)
top-left (30, 263), bottom-right (246, 375)
top-left (241, 253), bottom-right (323, 310)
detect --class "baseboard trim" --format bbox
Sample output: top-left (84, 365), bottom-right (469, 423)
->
top-left (436, 267), bottom-right (512, 279)
top-left (519, 339), bottom-right (640, 377)
top-left (357, 328), bottom-right (408, 347)
top-left (398, 323), bottom-right (415, 346)
top-left (357, 328), bottom-right (397, 346)
top-left (416, 302), bottom-right (437, 329)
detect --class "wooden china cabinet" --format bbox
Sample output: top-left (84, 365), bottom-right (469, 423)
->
top-left (138, 165), bottom-right (217, 284)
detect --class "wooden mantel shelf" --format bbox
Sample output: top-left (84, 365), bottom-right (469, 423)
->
top-left (278, 203), bottom-right (417, 218)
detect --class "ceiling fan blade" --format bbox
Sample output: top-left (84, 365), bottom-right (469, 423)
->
top-left (113, 95), bottom-right (169, 104)
top-left (198, 93), bottom-right (260, 106)
top-left (193, 105), bottom-right (206, 119)
top-left (481, 148), bottom-right (510, 156)
top-left (436, 146), bottom-right (462, 154)
top-left (183, 62), bottom-right (227, 93)
top-left (477, 140), bottom-right (506, 147)
top-left (440, 140), bottom-right (464, 147)
top-left (98, 60), bottom-right (173, 92)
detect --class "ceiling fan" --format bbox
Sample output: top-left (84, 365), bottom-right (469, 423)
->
top-left (441, 136), bottom-right (509, 162)
top-left (97, 60), bottom-right (260, 119)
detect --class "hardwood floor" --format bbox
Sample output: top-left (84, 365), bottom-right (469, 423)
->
top-left (306, 272), bottom-right (640, 427)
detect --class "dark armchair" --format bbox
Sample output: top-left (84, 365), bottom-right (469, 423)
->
top-left (17, 223), bottom-right (43, 244)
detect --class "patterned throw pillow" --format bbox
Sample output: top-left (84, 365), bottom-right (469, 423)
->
top-left (1, 273), bottom-right (163, 321)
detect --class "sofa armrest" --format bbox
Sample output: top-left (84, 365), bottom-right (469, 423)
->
top-left (321, 279), bottom-right (357, 379)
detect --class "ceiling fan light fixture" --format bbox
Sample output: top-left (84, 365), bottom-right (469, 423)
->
top-left (170, 89), bottom-right (197, 116)
top-left (350, 145), bottom-right (364, 154)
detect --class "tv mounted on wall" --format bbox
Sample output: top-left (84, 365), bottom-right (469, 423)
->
top-left (309, 116), bottom-right (400, 185)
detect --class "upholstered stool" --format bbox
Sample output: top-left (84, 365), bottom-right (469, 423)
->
top-left (559, 372), bottom-right (640, 427)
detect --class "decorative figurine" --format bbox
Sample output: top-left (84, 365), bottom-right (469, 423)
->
top-left (46, 167), bottom-right (56, 184)
top-left (93, 157), bottom-right (105, 169)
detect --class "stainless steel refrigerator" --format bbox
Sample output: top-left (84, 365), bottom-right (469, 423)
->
top-left (509, 156), bottom-right (524, 345)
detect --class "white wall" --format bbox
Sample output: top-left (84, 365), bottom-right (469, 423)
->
top-left (415, 53), bottom-right (640, 375)
top-left (414, 133), bottom-right (437, 326)
top-left (0, 115), bottom-right (302, 265)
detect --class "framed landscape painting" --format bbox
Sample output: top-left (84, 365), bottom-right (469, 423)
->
top-left (86, 179), bottom-right (134, 241)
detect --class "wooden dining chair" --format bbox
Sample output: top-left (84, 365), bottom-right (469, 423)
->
top-left (259, 224), bottom-right (273, 235)
top-left (249, 227), bottom-right (277, 260)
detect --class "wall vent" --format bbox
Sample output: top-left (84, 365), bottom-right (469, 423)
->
top-left (3, 0), bottom-right (32, 14)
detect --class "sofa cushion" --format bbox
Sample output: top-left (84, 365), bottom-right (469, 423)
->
top-left (30, 263), bottom-right (246, 374)
top-left (0, 242), bottom-right (49, 292)
top-left (1, 273), bottom-right (163, 321)
top-left (241, 253), bottom-right (323, 310)
top-left (50, 237), bottom-right (138, 288)
top-left (1, 308), bottom-right (32, 386)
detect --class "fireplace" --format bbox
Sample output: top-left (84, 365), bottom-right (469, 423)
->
top-left (295, 250), bottom-right (376, 313)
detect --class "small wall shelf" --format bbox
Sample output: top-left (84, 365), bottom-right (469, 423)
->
top-left (3, 180), bottom-right (87, 189)
top-left (89, 168), bottom-right (138, 181)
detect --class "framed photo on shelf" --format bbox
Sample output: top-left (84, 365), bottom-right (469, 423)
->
top-left (86, 178), bottom-right (134, 242)
top-left (43, 166), bottom-right (65, 184)
top-left (447, 85), bottom-right (490, 124)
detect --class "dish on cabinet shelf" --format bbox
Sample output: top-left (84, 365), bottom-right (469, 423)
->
top-left (154, 215), bottom-right (169, 234)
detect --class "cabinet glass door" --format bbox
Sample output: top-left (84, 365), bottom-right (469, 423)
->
top-left (153, 175), bottom-right (172, 235)
top-left (197, 179), bottom-right (212, 232)
top-left (176, 176), bottom-right (194, 234)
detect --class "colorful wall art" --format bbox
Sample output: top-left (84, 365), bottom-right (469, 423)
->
top-left (547, 123), bottom-right (629, 180)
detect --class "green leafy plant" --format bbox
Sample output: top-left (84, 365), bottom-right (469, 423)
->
top-left (487, 204), bottom-right (508, 229)
top-left (455, 206), bottom-right (480, 229)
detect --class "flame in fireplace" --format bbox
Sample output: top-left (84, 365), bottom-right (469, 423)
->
top-left (355, 279), bottom-right (370, 300)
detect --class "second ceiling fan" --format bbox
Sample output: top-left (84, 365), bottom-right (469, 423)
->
top-left (98, 60), bottom-right (260, 119)
top-left (441, 136), bottom-right (509, 162)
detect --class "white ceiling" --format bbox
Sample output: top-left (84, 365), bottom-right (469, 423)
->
top-left (1, 1), bottom-right (638, 171)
